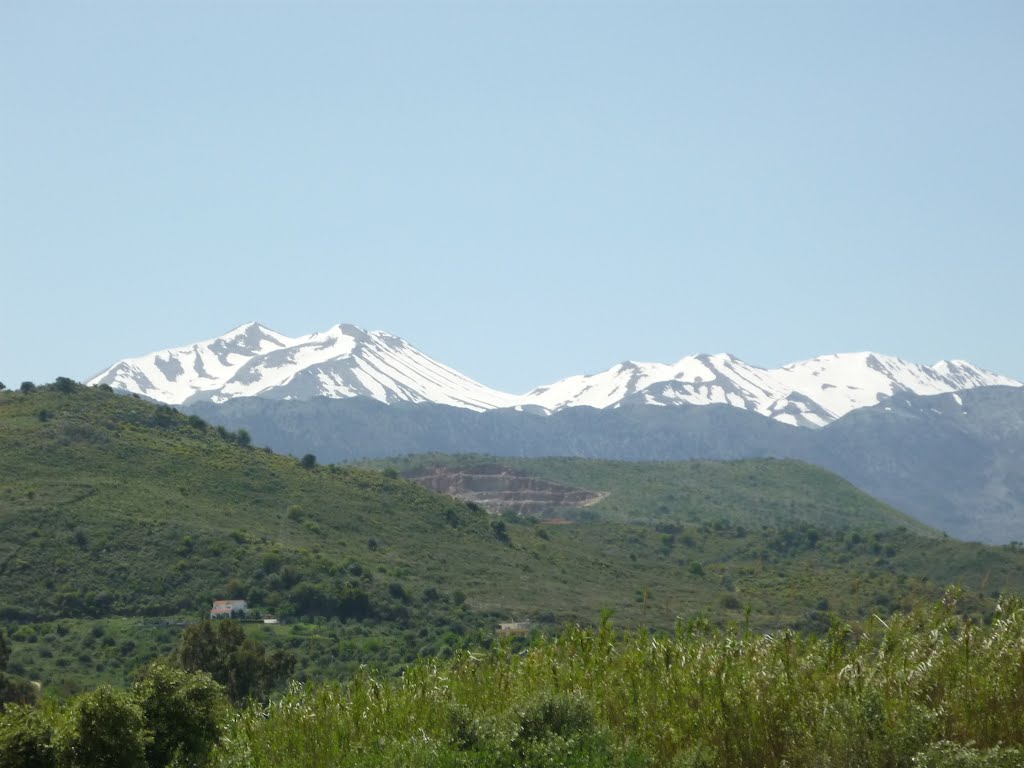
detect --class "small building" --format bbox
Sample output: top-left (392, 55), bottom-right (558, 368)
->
top-left (210, 599), bottom-right (248, 620)
top-left (497, 620), bottom-right (531, 637)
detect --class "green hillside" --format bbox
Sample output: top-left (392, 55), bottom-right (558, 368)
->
top-left (2, 383), bottom-right (1024, 696)
top-left (371, 453), bottom-right (937, 533)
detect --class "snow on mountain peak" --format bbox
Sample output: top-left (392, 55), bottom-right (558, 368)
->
top-left (88, 322), bottom-right (517, 411)
top-left (520, 350), bottom-right (1021, 427)
top-left (88, 324), bottom-right (1021, 426)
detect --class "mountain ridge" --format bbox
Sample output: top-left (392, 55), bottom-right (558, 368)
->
top-left (186, 385), bottom-right (1024, 543)
top-left (88, 322), bottom-right (1021, 427)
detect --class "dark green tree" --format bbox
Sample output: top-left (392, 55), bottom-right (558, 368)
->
top-left (176, 621), bottom-right (294, 704)
top-left (300, 453), bottom-right (317, 470)
top-left (53, 377), bottom-right (76, 394)
top-left (186, 414), bottom-right (207, 431)
top-left (0, 705), bottom-right (56, 768)
top-left (0, 631), bottom-right (37, 711)
top-left (55, 686), bottom-right (148, 768)
top-left (0, 627), bottom-right (9, 672)
top-left (132, 665), bottom-right (226, 768)
top-left (492, 519), bottom-right (510, 544)
top-left (235, 428), bottom-right (252, 447)
top-left (18, 382), bottom-right (35, 394)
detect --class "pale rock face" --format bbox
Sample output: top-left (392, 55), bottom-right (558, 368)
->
top-left (89, 323), bottom-right (1021, 426)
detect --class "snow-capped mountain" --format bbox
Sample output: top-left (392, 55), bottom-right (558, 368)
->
top-left (522, 352), bottom-right (1020, 427)
top-left (89, 323), bottom-right (1021, 426)
top-left (88, 322), bottom-right (518, 411)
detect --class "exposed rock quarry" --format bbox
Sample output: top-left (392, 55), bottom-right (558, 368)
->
top-left (406, 464), bottom-right (603, 518)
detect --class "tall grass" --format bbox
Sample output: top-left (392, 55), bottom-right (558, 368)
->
top-left (211, 593), bottom-right (1024, 768)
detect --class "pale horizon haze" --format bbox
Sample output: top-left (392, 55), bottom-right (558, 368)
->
top-left (2, 2), bottom-right (1022, 394)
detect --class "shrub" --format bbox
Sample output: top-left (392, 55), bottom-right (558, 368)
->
top-left (913, 742), bottom-right (1024, 767)
top-left (388, 583), bottom-right (408, 602)
top-left (511, 693), bottom-right (612, 767)
top-left (492, 520), bottom-right (510, 544)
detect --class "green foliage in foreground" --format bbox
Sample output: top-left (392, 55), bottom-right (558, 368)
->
top-left (0, 665), bottom-right (225, 768)
top-left (211, 595), bottom-right (1024, 768)
top-left (5, 596), bottom-right (1024, 767)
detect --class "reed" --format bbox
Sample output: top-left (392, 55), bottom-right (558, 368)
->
top-left (209, 592), bottom-right (1024, 768)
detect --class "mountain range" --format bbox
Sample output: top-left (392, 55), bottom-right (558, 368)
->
top-left (87, 322), bottom-right (1024, 544)
top-left (89, 321), bottom-right (1021, 427)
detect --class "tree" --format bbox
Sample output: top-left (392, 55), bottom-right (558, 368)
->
top-left (132, 665), bottom-right (226, 768)
top-left (300, 453), bottom-right (317, 470)
top-left (53, 377), bottom-right (76, 394)
top-left (0, 705), bottom-right (56, 768)
top-left (55, 686), bottom-right (148, 768)
top-left (0, 632), bottom-right (37, 712)
top-left (18, 382), bottom-right (35, 395)
top-left (176, 621), bottom-right (294, 704)
top-left (0, 382), bottom-right (6, 391)
top-left (235, 428), bottom-right (251, 447)
top-left (0, 627), bottom-right (9, 672)
top-left (492, 519), bottom-right (510, 544)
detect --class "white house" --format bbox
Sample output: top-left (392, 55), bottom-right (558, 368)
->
top-left (210, 599), bottom-right (248, 620)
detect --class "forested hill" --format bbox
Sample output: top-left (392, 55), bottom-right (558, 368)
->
top-left (3, 382), bottom-right (1024, 692)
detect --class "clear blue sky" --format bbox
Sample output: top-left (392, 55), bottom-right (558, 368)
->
top-left (2, 1), bottom-right (1022, 394)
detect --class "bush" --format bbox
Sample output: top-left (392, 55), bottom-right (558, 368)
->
top-left (511, 694), bottom-right (612, 767)
top-left (913, 742), bottom-right (1024, 767)
top-left (492, 520), bottom-right (510, 545)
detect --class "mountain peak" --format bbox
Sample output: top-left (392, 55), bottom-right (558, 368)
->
top-left (522, 350), bottom-right (1022, 427)
top-left (89, 322), bottom-right (517, 411)
top-left (88, 324), bottom-right (1022, 427)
